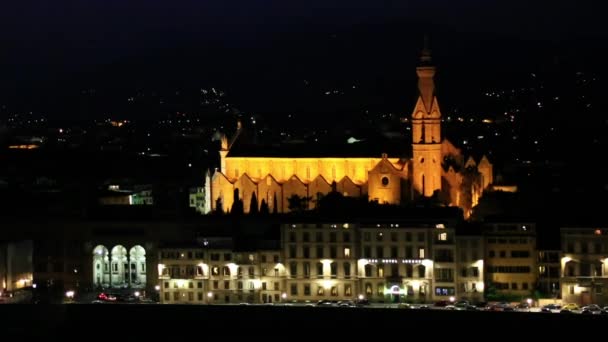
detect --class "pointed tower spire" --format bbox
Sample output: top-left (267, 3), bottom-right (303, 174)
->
top-left (421, 34), bottom-right (432, 64)
top-left (416, 35), bottom-right (436, 113)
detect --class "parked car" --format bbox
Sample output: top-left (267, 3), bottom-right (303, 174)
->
top-left (560, 303), bottom-right (580, 313)
top-left (581, 304), bottom-right (603, 314)
top-left (540, 304), bottom-right (561, 313)
top-left (337, 300), bottom-right (355, 307)
top-left (434, 300), bottom-right (449, 307)
top-left (397, 303), bottom-right (427, 309)
top-left (355, 299), bottom-right (370, 307)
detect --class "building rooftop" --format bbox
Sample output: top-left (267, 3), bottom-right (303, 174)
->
top-left (227, 126), bottom-right (409, 158)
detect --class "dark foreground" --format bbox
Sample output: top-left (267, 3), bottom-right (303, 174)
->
top-left (1, 304), bottom-right (599, 338)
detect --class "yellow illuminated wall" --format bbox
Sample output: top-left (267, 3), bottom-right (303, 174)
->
top-left (211, 156), bottom-right (404, 213)
top-left (367, 159), bottom-right (405, 204)
top-left (223, 157), bottom-right (397, 185)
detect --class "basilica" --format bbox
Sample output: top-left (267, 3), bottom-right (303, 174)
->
top-left (208, 48), bottom-right (493, 217)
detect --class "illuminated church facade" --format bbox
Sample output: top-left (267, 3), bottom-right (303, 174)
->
top-left (208, 49), bottom-right (493, 217)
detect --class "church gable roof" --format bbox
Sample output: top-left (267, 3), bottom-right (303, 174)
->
top-left (464, 156), bottom-right (477, 168)
top-left (478, 155), bottom-right (492, 166)
top-left (369, 157), bottom-right (401, 174)
top-left (212, 171), bottom-right (234, 184)
top-left (441, 139), bottom-right (462, 157)
top-left (412, 95), bottom-right (441, 119)
top-left (235, 173), bottom-right (258, 186)
top-left (261, 173), bottom-right (281, 186)
top-left (310, 174), bottom-right (332, 187)
top-left (284, 174), bottom-right (306, 187)
top-left (338, 175), bottom-right (357, 186)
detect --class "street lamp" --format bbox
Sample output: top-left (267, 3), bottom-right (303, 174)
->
top-left (526, 298), bottom-right (532, 310)
top-left (207, 291), bottom-right (213, 304)
top-left (65, 290), bottom-right (75, 303)
top-left (281, 292), bottom-right (287, 303)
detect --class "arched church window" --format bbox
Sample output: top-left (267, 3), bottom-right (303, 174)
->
top-left (420, 158), bottom-right (425, 164)
top-left (381, 177), bottom-right (389, 187)
top-left (420, 124), bottom-right (425, 143)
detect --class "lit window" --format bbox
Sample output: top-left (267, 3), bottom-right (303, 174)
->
top-left (438, 233), bottom-right (447, 241)
top-left (419, 248), bottom-right (425, 259)
top-left (344, 248), bottom-right (351, 258)
top-left (595, 229), bottom-right (602, 235)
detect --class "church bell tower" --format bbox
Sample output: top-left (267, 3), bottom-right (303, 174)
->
top-left (411, 38), bottom-right (443, 197)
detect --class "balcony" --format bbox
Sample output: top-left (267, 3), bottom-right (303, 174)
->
top-left (434, 257), bottom-right (454, 263)
top-left (385, 276), bottom-right (403, 283)
top-left (435, 278), bottom-right (454, 283)
top-left (561, 276), bottom-right (608, 284)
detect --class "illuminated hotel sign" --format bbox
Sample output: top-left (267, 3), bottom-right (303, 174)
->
top-left (363, 259), bottom-right (424, 264)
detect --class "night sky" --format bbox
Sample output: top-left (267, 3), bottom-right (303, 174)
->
top-left (1, 0), bottom-right (604, 118)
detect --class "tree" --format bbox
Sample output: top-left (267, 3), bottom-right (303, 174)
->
top-left (287, 194), bottom-right (312, 213)
top-left (485, 283), bottom-right (498, 301)
top-left (287, 194), bottom-right (302, 212)
top-left (313, 192), bottom-right (325, 209)
top-left (249, 192), bottom-right (259, 215)
top-left (259, 199), bottom-right (269, 215)
top-left (214, 197), bottom-right (224, 215)
top-left (231, 189), bottom-right (244, 215)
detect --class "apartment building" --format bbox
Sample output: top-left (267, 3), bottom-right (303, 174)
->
top-left (560, 227), bottom-right (608, 305)
top-left (483, 222), bottom-right (537, 298)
